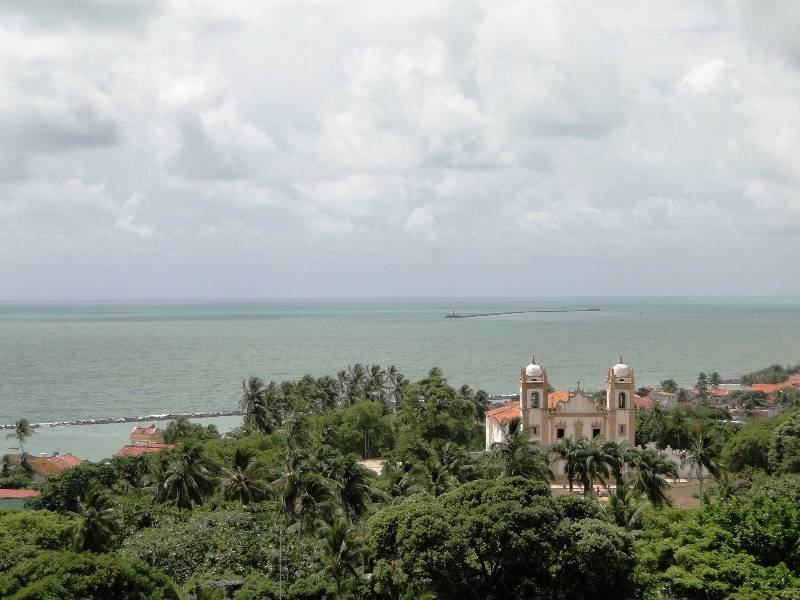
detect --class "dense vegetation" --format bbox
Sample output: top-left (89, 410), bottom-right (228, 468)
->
top-left (3, 363), bottom-right (800, 599)
top-left (741, 363), bottom-right (800, 385)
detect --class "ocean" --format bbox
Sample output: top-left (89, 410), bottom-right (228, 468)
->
top-left (2, 297), bottom-right (799, 460)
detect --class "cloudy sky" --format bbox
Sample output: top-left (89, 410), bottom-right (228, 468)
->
top-left (1, 1), bottom-right (799, 299)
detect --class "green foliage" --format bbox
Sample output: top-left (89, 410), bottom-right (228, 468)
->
top-left (0, 474), bottom-right (33, 489)
top-left (634, 481), bottom-right (800, 599)
top-left (367, 477), bottom-right (633, 599)
top-left (316, 401), bottom-right (394, 458)
top-left (729, 390), bottom-right (769, 408)
top-left (556, 519), bottom-right (635, 600)
top-left (660, 379), bottom-right (678, 393)
top-left (769, 410), bottom-right (800, 474)
top-left (68, 488), bottom-right (121, 552)
top-left (0, 550), bottom-right (181, 599)
top-left (492, 416), bottom-right (552, 481)
top-left (154, 443), bottom-right (217, 509)
top-left (0, 510), bottom-right (72, 571)
top-left (121, 504), bottom-right (315, 585)
top-left (636, 404), bottom-right (734, 451)
top-left (742, 363), bottom-right (800, 385)
top-left (394, 368), bottom-right (478, 453)
top-left (722, 413), bottom-right (787, 472)
top-left (27, 462), bottom-right (121, 512)
top-left (163, 416), bottom-right (220, 444)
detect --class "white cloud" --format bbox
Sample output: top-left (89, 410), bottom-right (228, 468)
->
top-left (1, 0), bottom-right (799, 297)
top-left (679, 59), bottom-right (728, 94)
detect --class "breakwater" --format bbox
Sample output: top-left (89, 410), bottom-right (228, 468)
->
top-left (445, 307), bottom-right (601, 319)
top-left (0, 410), bottom-right (243, 431)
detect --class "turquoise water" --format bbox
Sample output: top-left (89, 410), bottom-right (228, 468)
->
top-left (2, 297), bottom-right (799, 431)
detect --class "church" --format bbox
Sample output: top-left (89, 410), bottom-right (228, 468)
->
top-left (485, 356), bottom-right (637, 450)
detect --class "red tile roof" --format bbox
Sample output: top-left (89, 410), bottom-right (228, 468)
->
top-left (29, 453), bottom-right (83, 476)
top-left (115, 443), bottom-right (174, 457)
top-left (547, 390), bottom-right (570, 408)
top-left (0, 489), bottom-right (40, 499)
top-left (751, 383), bottom-right (794, 394)
top-left (634, 394), bottom-right (653, 409)
top-left (485, 402), bottom-right (521, 424)
top-left (692, 387), bottom-right (730, 397)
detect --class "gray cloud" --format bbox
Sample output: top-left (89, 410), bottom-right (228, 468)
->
top-left (0, 0), bottom-right (799, 298)
top-left (0, 0), bottom-right (163, 31)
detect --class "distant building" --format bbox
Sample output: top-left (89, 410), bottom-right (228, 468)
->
top-left (642, 386), bottom-right (677, 409)
top-left (485, 356), bottom-right (636, 450)
top-left (692, 387), bottom-right (731, 404)
top-left (130, 425), bottom-right (165, 446)
top-left (115, 424), bottom-right (174, 457)
top-left (0, 488), bottom-right (40, 509)
top-left (28, 452), bottom-right (83, 478)
top-left (115, 443), bottom-right (174, 458)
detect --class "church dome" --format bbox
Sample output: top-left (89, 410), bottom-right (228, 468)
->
top-left (612, 362), bottom-right (631, 377)
top-left (525, 362), bottom-right (543, 377)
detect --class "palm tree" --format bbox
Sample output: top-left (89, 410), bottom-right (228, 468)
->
top-left (386, 366), bottom-right (408, 412)
top-left (320, 520), bottom-right (362, 594)
top-left (434, 442), bottom-right (473, 483)
top-left (669, 410), bottom-right (687, 449)
top-left (220, 448), bottom-right (267, 505)
top-left (328, 455), bottom-right (381, 521)
top-left (163, 416), bottom-right (194, 443)
top-left (573, 438), bottom-right (609, 496)
top-left (240, 376), bottom-right (272, 433)
top-left (346, 364), bottom-right (367, 405)
top-left (7, 419), bottom-right (33, 455)
top-left (1, 453), bottom-right (33, 479)
top-left (336, 370), bottom-right (350, 408)
top-left (364, 365), bottom-right (388, 405)
top-left (712, 468), bottom-right (748, 502)
top-left (492, 417), bottom-right (552, 482)
top-left (274, 454), bottom-right (333, 535)
top-left (407, 457), bottom-right (459, 496)
top-left (551, 437), bottom-right (580, 492)
top-left (681, 428), bottom-right (720, 499)
top-left (604, 480), bottom-right (645, 530)
top-left (473, 390), bottom-right (490, 422)
top-left (68, 489), bottom-right (120, 552)
top-left (629, 448), bottom-right (677, 507)
top-left (156, 444), bottom-right (216, 509)
top-left (0, 454), bottom-right (12, 478)
top-left (600, 440), bottom-right (639, 485)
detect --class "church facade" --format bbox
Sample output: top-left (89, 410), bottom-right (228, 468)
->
top-left (485, 356), bottom-right (637, 450)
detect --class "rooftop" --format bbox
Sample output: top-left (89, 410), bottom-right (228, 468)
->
top-left (29, 453), bottom-right (83, 476)
top-left (547, 390), bottom-right (570, 409)
top-left (486, 402), bottom-right (521, 424)
top-left (751, 383), bottom-right (796, 394)
top-left (0, 489), bottom-right (40, 499)
top-left (692, 387), bottom-right (730, 397)
top-left (115, 443), bottom-right (174, 457)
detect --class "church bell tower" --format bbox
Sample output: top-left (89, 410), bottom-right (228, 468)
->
top-left (607, 358), bottom-right (635, 443)
top-left (520, 355), bottom-right (548, 444)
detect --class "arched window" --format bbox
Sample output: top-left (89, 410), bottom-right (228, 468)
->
top-left (618, 392), bottom-right (626, 409)
top-left (531, 391), bottom-right (540, 408)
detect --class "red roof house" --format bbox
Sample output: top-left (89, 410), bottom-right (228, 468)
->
top-left (751, 383), bottom-right (794, 394)
top-left (28, 453), bottom-right (83, 477)
top-left (0, 489), bottom-right (40, 499)
top-left (115, 443), bottom-right (175, 458)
